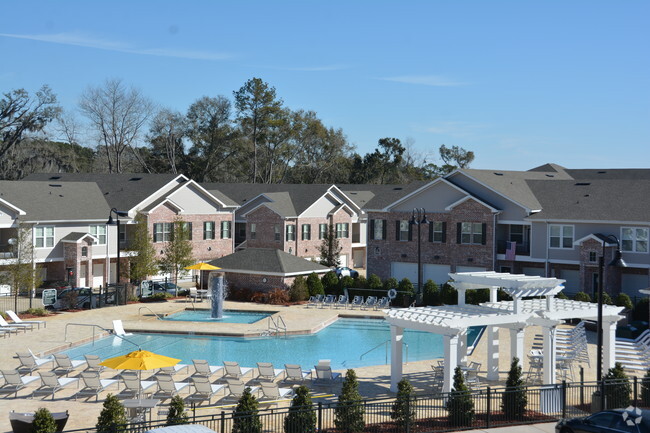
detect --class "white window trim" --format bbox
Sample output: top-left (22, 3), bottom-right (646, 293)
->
top-left (34, 225), bottom-right (55, 249)
top-left (549, 224), bottom-right (574, 250)
top-left (621, 226), bottom-right (649, 254)
top-left (431, 221), bottom-right (443, 243)
top-left (90, 225), bottom-right (107, 245)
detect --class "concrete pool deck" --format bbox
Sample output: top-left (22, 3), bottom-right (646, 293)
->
top-left (0, 298), bottom-right (598, 432)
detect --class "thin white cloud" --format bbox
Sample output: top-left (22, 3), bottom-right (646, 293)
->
top-left (379, 75), bottom-right (467, 87)
top-left (0, 32), bottom-right (232, 61)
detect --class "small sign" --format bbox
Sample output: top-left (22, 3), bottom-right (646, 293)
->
top-left (42, 289), bottom-right (57, 306)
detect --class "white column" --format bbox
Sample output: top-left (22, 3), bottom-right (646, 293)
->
top-left (542, 325), bottom-right (557, 384)
top-left (486, 326), bottom-right (500, 381)
top-left (509, 327), bottom-right (525, 364)
top-left (457, 330), bottom-right (468, 366)
top-left (443, 334), bottom-right (459, 393)
top-left (457, 288), bottom-right (466, 306)
top-left (603, 319), bottom-right (618, 373)
top-left (489, 288), bottom-right (498, 303)
top-left (390, 325), bottom-right (404, 393)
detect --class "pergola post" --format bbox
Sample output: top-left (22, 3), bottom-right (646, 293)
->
top-left (602, 318), bottom-right (618, 373)
top-left (542, 324), bottom-right (557, 384)
top-left (457, 288), bottom-right (466, 306)
top-left (456, 330), bottom-right (468, 366)
top-left (443, 334), bottom-right (459, 393)
top-left (390, 325), bottom-right (404, 393)
top-left (486, 326), bottom-right (500, 381)
top-left (509, 326), bottom-right (525, 364)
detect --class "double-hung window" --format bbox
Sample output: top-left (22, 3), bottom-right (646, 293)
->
top-left (181, 222), bottom-right (192, 241)
top-left (335, 223), bottom-right (349, 238)
top-left (459, 222), bottom-right (484, 245)
top-left (286, 225), bottom-right (296, 241)
top-left (429, 221), bottom-right (445, 243)
top-left (220, 221), bottom-right (231, 239)
top-left (549, 224), bottom-right (573, 249)
top-left (318, 224), bottom-right (328, 239)
top-left (153, 223), bottom-right (172, 242)
top-left (274, 224), bottom-right (281, 241)
top-left (371, 219), bottom-right (386, 240)
top-left (397, 220), bottom-right (410, 241)
top-left (622, 227), bottom-right (649, 253)
top-left (203, 222), bottom-right (215, 240)
top-left (301, 224), bottom-right (311, 240)
top-left (34, 226), bottom-right (54, 248)
top-left (250, 223), bottom-right (256, 240)
top-left (90, 225), bottom-right (106, 245)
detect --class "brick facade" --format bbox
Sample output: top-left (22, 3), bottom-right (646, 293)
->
top-left (246, 206), bottom-right (284, 249)
top-left (367, 199), bottom-right (495, 280)
top-left (63, 238), bottom-right (95, 287)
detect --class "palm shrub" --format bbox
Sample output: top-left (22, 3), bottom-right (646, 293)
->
top-left (232, 387), bottom-right (262, 433)
top-left (96, 394), bottom-right (127, 433)
top-left (166, 395), bottom-right (189, 425)
top-left (440, 282), bottom-right (458, 305)
top-left (501, 357), bottom-right (527, 419)
top-left (616, 293), bottom-right (634, 311)
top-left (603, 362), bottom-right (631, 409)
top-left (284, 385), bottom-right (316, 433)
top-left (573, 292), bottom-right (591, 302)
top-left (391, 379), bottom-right (415, 429)
top-left (321, 271), bottom-right (339, 295)
top-left (334, 369), bottom-right (365, 433)
top-left (422, 280), bottom-right (440, 306)
top-left (306, 273), bottom-right (324, 296)
top-left (641, 369), bottom-right (650, 406)
top-left (289, 276), bottom-right (309, 302)
top-left (446, 366), bottom-right (475, 427)
top-left (33, 408), bottom-right (57, 433)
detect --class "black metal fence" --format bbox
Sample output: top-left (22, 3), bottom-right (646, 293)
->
top-left (63, 377), bottom-right (650, 433)
top-left (0, 285), bottom-right (128, 315)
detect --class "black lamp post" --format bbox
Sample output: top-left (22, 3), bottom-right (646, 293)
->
top-left (106, 208), bottom-right (128, 288)
top-left (409, 208), bottom-right (429, 302)
top-left (596, 234), bottom-right (627, 382)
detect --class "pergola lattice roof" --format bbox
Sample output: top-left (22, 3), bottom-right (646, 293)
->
top-left (449, 271), bottom-right (565, 298)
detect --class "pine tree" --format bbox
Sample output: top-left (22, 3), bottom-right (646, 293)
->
top-left (334, 369), bottom-right (365, 433)
top-left (319, 220), bottom-right (342, 267)
top-left (96, 394), bottom-right (127, 433)
top-left (127, 212), bottom-right (159, 285)
top-left (306, 272), bottom-right (324, 296)
top-left (33, 408), bottom-right (57, 433)
top-left (232, 387), bottom-right (262, 433)
top-left (159, 217), bottom-right (194, 287)
top-left (446, 366), bottom-right (475, 427)
top-left (391, 379), bottom-right (416, 429)
top-left (603, 362), bottom-right (631, 409)
top-left (321, 271), bottom-right (339, 295)
top-left (166, 395), bottom-right (189, 425)
top-left (284, 385), bottom-right (316, 433)
top-left (501, 357), bottom-right (527, 419)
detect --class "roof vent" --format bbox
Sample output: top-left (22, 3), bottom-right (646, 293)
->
top-left (545, 174), bottom-right (554, 177)
top-left (393, 187), bottom-right (403, 191)
top-left (49, 184), bottom-right (62, 187)
top-left (597, 171), bottom-right (607, 174)
top-left (494, 172), bottom-right (504, 176)
top-left (129, 177), bottom-right (143, 181)
top-left (575, 182), bottom-right (591, 186)
top-left (49, 176), bottom-right (61, 180)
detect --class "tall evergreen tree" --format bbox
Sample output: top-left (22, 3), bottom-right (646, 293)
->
top-left (166, 395), bottom-right (189, 425)
top-left (284, 385), bottom-right (316, 433)
top-left (502, 357), bottom-right (527, 419)
top-left (391, 378), bottom-right (416, 429)
top-left (232, 387), bottom-right (262, 433)
top-left (33, 408), bottom-right (57, 433)
top-left (96, 394), bottom-right (127, 433)
top-left (446, 366), bottom-right (475, 427)
top-left (319, 220), bottom-right (341, 267)
top-left (334, 369), bottom-right (365, 433)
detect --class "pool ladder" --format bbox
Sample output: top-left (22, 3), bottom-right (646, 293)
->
top-left (262, 315), bottom-right (287, 338)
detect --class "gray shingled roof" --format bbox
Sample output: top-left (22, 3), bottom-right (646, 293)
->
top-left (526, 179), bottom-right (650, 222)
top-left (61, 232), bottom-right (97, 243)
top-left (340, 182), bottom-right (428, 210)
top-left (0, 181), bottom-right (112, 221)
top-left (23, 173), bottom-right (183, 211)
top-left (208, 248), bottom-right (330, 275)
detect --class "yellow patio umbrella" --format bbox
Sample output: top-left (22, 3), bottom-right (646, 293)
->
top-left (184, 262), bottom-right (221, 290)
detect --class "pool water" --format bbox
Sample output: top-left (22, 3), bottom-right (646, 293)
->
top-left (162, 309), bottom-right (271, 324)
top-left (63, 319), bottom-right (483, 370)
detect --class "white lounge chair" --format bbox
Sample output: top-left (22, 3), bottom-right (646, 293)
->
top-left (76, 372), bottom-right (119, 401)
top-left (312, 365), bottom-right (342, 386)
top-left (320, 294), bottom-right (336, 308)
top-left (0, 315), bottom-right (33, 331)
top-left (6, 310), bottom-right (46, 329)
top-left (32, 371), bottom-right (79, 400)
top-left (256, 362), bottom-right (283, 382)
top-left (159, 363), bottom-right (190, 375)
top-left (16, 352), bottom-right (51, 374)
top-left (0, 369), bottom-right (39, 398)
top-left (350, 296), bottom-right (364, 309)
top-left (334, 295), bottom-right (349, 309)
top-left (307, 295), bottom-right (323, 308)
top-left (259, 382), bottom-right (293, 402)
top-left (187, 376), bottom-right (226, 405)
top-left (224, 378), bottom-right (259, 400)
top-left (283, 364), bottom-right (311, 384)
top-left (84, 355), bottom-right (105, 373)
top-left (53, 354), bottom-right (87, 376)
top-left (112, 320), bottom-right (133, 336)
top-left (375, 297), bottom-right (390, 310)
top-left (362, 296), bottom-right (377, 310)
top-left (223, 361), bottom-right (253, 380)
top-left (152, 374), bottom-right (190, 400)
top-left (118, 372), bottom-right (156, 399)
top-left (192, 359), bottom-right (222, 379)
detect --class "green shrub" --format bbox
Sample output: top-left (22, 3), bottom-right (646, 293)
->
top-left (339, 276), bottom-right (355, 293)
top-left (33, 408), bottom-right (57, 433)
top-left (289, 276), bottom-right (309, 302)
top-left (616, 293), bottom-right (634, 310)
top-left (284, 385), bottom-right (316, 433)
top-left (641, 369), bottom-right (650, 406)
top-left (321, 271), bottom-right (339, 295)
top-left (573, 292), bottom-right (591, 302)
top-left (25, 308), bottom-right (49, 316)
top-left (422, 280), bottom-right (440, 306)
top-left (446, 366), bottom-right (475, 427)
top-left (634, 298), bottom-right (650, 322)
top-left (142, 292), bottom-right (170, 302)
top-left (397, 278), bottom-right (415, 306)
top-left (306, 273), bottom-right (324, 296)
top-left (334, 369), bottom-right (365, 433)
top-left (232, 387), bottom-right (262, 433)
top-left (603, 363), bottom-right (631, 409)
top-left (596, 291), bottom-right (613, 305)
top-left (556, 291), bottom-right (569, 300)
top-left (166, 395), bottom-right (189, 425)
top-left (96, 394), bottom-right (127, 433)
top-left (497, 288), bottom-right (512, 301)
top-left (440, 282), bottom-right (458, 305)
top-left (383, 277), bottom-right (398, 293)
top-left (367, 274), bottom-right (383, 291)
top-left (502, 357), bottom-right (527, 419)
top-left (466, 288), bottom-right (490, 305)
top-left (354, 275), bottom-right (367, 289)
top-left (390, 379), bottom-right (415, 429)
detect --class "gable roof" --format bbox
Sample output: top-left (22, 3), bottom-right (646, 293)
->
top-left (208, 248), bottom-right (330, 276)
top-left (61, 232), bottom-right (99, 243)
top-left (0, 181), bottom-right (112, 221)
top-left (339, 182), bottom-right (428, 210)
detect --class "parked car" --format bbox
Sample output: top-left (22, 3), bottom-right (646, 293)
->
top-left (334, 267), bottom-right (359, 278)
top-left (52, 287), bottom-right (114, 310)
top-left (36, 280), bottom-right (72, 296)
top-left (556, 408), bottom-right (650, 433)
top-left (151, 281), bottom-right (181, 294)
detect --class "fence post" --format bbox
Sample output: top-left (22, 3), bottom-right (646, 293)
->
top-left (634, 376), bottom-right (638, 408)
top-left (220, 411), bottom-right (225, 433)
top-left (192, 402), bottom-right (196, 423)
top-left (580, 367), bottom-right (584, 406)
top-left (601, 379), bottom-right (606, 411)
top-left (486, 386), bottom-right (491, 429)
top-left (562, 380), bottom-right (567, 419)
top-left (406, 396), bottom-right (411, 433)
top-left (318, 402), bottom-right (322, 432)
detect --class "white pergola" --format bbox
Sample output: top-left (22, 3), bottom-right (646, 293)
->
top-left (385, 271), bottom-right (624, 393)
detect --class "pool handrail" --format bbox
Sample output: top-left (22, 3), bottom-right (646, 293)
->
top-left (138, 306), bottom-right (165, 320)
top-left (359, 339), bottom-right (408, 365)
top-left (63, 323), bottom-right (141, 350)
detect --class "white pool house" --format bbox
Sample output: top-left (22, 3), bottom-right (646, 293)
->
top-left (385, 271), bottom-right (624, 393)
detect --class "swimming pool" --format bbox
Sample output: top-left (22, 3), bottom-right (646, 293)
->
top-left (63, 319), bottom-right (483, 370)
top-left (162, 309), bottom-right (271, 324)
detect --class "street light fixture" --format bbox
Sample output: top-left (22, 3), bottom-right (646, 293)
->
top-left (596, 234), bottom-right (627, 382)
top-left (409, 208), bottom-right (429, 303)
top-left (106, 208), bottom-right (129, 289)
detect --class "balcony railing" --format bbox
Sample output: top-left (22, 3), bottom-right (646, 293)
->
top-left (496, 240), bottom-right (530, 256)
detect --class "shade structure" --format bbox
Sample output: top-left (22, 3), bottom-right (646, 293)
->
top-left (99, 349), bottom-right (180, 371)
top-left (184, 262), bottom-right (221, 271)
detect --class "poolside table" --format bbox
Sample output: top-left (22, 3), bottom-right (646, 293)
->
top-left (123, 398), bottom-right (160, 423)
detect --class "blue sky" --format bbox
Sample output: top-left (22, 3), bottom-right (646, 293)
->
top-left (1, 0), bottom-right (648, 171)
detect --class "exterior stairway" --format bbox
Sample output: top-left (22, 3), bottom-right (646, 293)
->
top-left (616, 329), bottom-right (650, 372)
